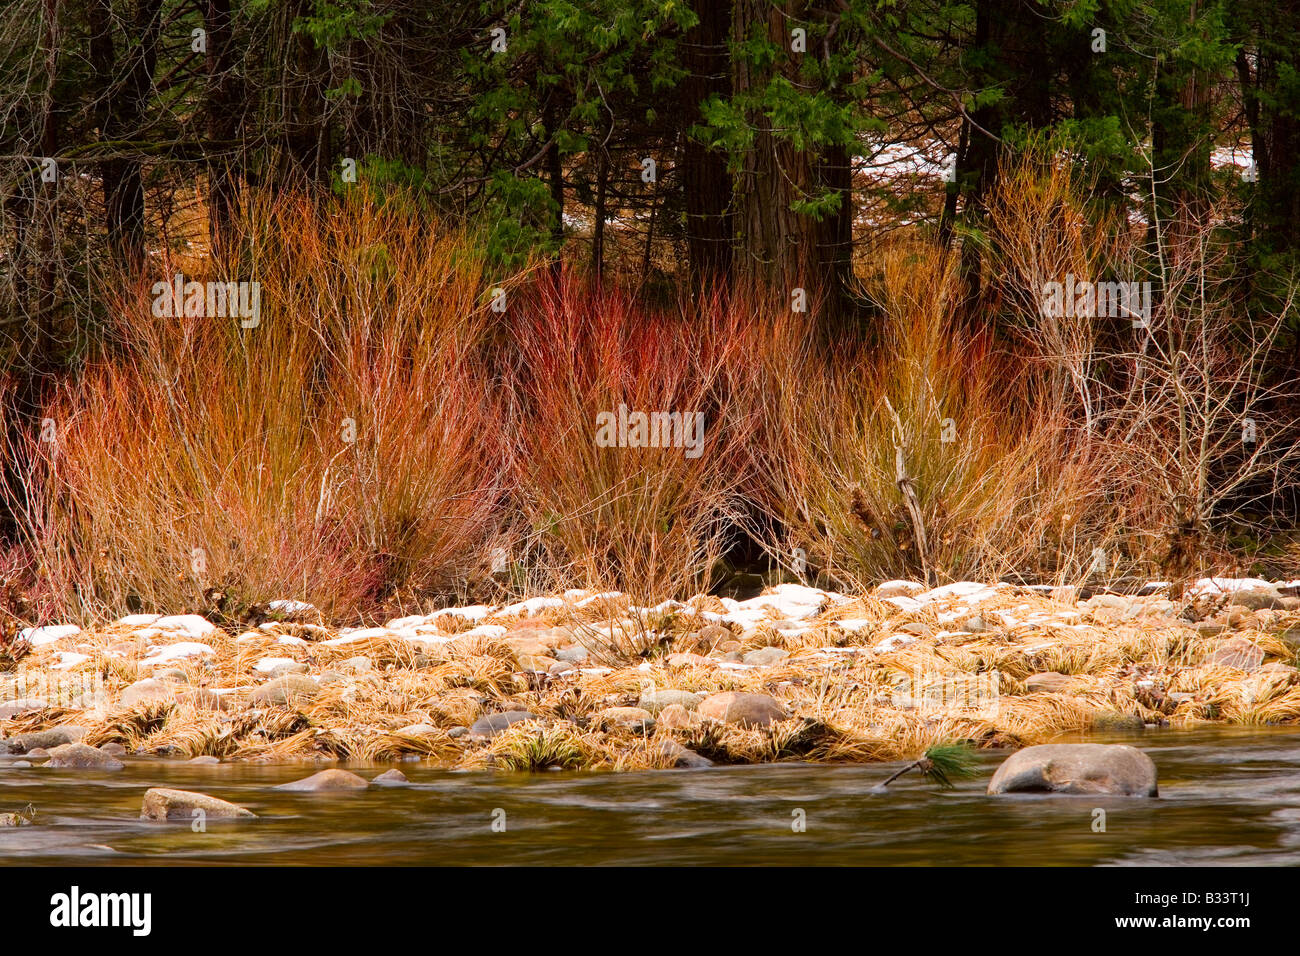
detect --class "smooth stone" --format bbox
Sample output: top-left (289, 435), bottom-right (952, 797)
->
top-left (693, 624), bottom-right (733, 652)
top-left (447, 726), bottom-right (469, 738)
top-left (469, 711), bottom-right (538, 737)
top-left (989, 743), bottom-right (1157, 796)
top-left (141, 788), bottom-right (254, 820)
top-left (655, 739), bottom-right (714, 769)
top-left (638, 689), bottom-right (704, 714)
top-left (0, 725), bottom-right (86, 754)
top-left (1232, 586), bottom-right (1286, 610)
top-left (1091, 711), bottom-right (1146, 732)
top-left (189, 755), bottom-right (221, 764)
top-left (1024, 672), bottom-right (1075, 694)
top-left (555, 645), bottom-right (589, 663)
top-left (120, 677), bottom-right (174, 708)
top-left (0, 699), bottom-right (47, 718)
top-left (156, 668), bottom-right (189, 683)
top-left (655, 702), bottom-right (696, 733)
top-left (372, 769), bottom-right (410, 786)
top-left (249, 675), bottom-right (320, 706)
top-left (265, 661), bottom-right (310, 678)
top-left (898, 622), bottom-right (933, 638)
top-left (275, 768), bottom-right (369, 791)
top-left (743, 646), bottom-right (790, 666)
top-left (339, 656), bottom-right (374, 675)
top-left (697, 692), bottom-right (788, 729)
top-left (598, 706), bottom-right (655, 733)
top-left (99, 742), bottom-right (127, 757)
top-left (45, 742), bottom-right (124, 770)
top-left (395, 723), bottom-right (438, 736)
top-left (1207, 637), bottom-right (1266, 672)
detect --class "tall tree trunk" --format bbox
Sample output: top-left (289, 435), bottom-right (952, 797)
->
top-left (205, 0), bottom-right (245, 257)
top-left (681, 0), bottom-right (733, 288)
top-left (100, 0), bottom-right (164, 268)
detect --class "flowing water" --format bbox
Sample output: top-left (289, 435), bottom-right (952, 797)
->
top-left (3, 727), bottom-right (1299, 865)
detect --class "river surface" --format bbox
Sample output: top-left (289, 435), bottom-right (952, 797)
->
top-left (2, 727), bottom-right (1299, 865)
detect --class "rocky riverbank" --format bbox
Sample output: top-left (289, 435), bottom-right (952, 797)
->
top-left (2, 578), bottom-right (1299, 772)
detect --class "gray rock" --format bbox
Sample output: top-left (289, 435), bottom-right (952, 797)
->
top-left (141, 788), bottom-right (255, 820)
top-left (156, 668), bottom-right (189, 683)
top-left (447, 726), bottom-right (469, 738)
top-left (265, 661), bottom-right (310, 678)
top-left (598, 706), bottom-right (655, 733)
top-left (988, 743), bottom-right (1158, 796)
top-left (1207, 637), bottom-right (1266, 672)
top-left (1091, 711), bottom-right (1146, 732)
top-left (177, 688), bottom-right (232, 711)
top-left (120, 677), bottom-right (174, 708)
top-left (1024, 672), bottom-right (1074, 694)
top-left (743, 646), bottom-right (790, 666)
top-left (656, 740), bottom-right (714, 769)
top-left (694, 624), bottom-right (733, 652)
top-left (394, 723), bottom-right (438, 736)
top-left (638, 689), bottom-right (704, 714)
top-left (372, 769), bottom-right (410, 786)
top-left (0, 725), bottom-right (86, 754)
top-left (0, 699), bottom-right (47, 719)
top-left (275, 768), bottom-right (369, 791)
top-left (555, 645), bottom-right (589, 663)
top-left (1233, 586), bottom-right (1286, 611)
top-left (249, 675), bottom-right (320, 706)
top-left (339, 656), bottom-right (373, 675)
top-left (697, 692), bottom-right (788, 728)
top-left (99, 742), bottom-right (127, 757)
top-left (45, 742), bottom-right (124, 770)
top-left (469, 711), bottom-right (538, 738)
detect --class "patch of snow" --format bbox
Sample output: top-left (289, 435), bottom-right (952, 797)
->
top-left (267, 599), bottom-right (315, 615)
top-left (324, 627), bottom-right (389, 646)
top-left (154, 614), bottom-right (218, 638)
top-left (275, 635), bottom-right (308, 646)
top-left (502, 596), bottom-right (566, 617)
top-left (20, 624), bottom-right (81, 647)
top-left (51, 652), bottom-right (90, 670)
top-left (253, 657), bottom-right (298, 673)
top-left (875, 634), bottom-right (918, 653)
top-left (1186, 577), bottom-right (1275, 597)
top-left (116, 614), bottom-right (161, 628)
top-left (141, 642), bottom-right (215, 664)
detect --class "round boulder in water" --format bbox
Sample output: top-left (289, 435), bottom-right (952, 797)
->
top-left (988, 743), bottom-right (1157, 797)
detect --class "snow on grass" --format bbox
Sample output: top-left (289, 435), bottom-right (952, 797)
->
top-left (20, 624), bottom-right (82, 647)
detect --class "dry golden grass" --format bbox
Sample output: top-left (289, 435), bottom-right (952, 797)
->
top-left (5, 590), bottom-right (1298, 770)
